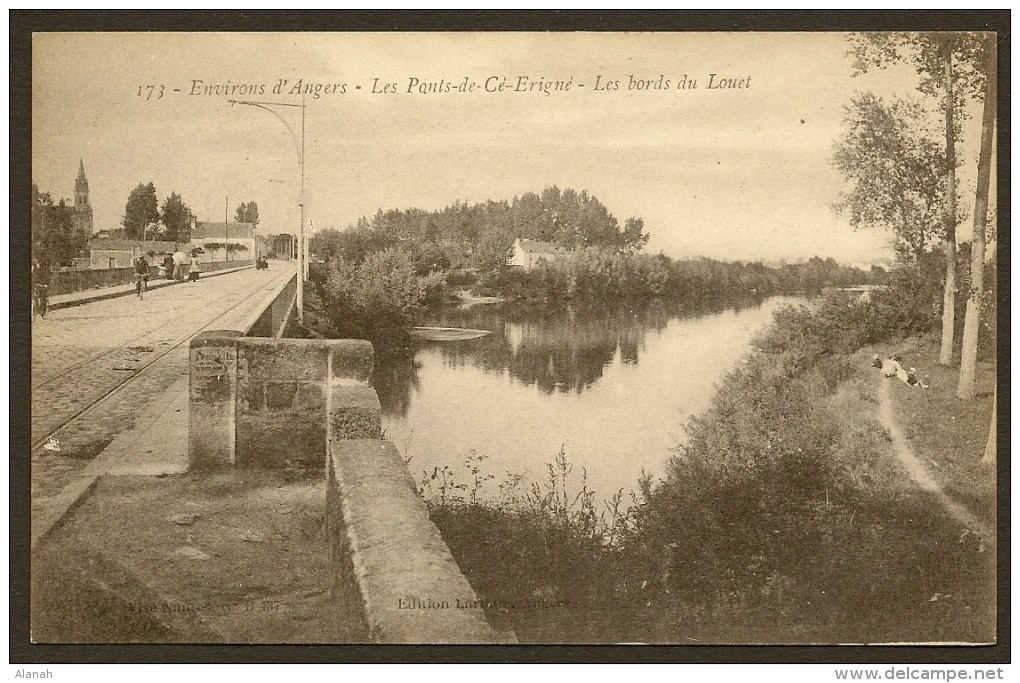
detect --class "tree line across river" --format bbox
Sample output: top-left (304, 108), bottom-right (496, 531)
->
top-left (307, 185), bottom-right (885, 343)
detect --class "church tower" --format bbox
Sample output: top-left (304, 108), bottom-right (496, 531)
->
top-left (73, 159), bottom-right (94, 235)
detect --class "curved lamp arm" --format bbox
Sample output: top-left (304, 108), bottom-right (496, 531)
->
top-left (228, 99), bottom-right (302, 166)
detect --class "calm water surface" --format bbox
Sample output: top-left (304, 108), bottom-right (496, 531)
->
top-left (372, 296), bottom-right (804, 500)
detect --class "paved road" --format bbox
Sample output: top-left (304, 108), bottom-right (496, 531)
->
top-left (31, 265), bottom-right (296, 502)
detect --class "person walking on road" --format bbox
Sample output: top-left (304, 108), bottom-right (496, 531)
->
top-left (172, 249), bottom-right (188, 280)
top-left (189, 250), bottom-right (202, 282)
top-left (163, 253), bottom-right (175, 280)
top-left (134, 254), bottom-right (149, 299)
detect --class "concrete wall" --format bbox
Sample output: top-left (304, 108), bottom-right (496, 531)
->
top-left (247, 274), bottom-right (297, 338)
top-left (327, 440), bottom-right (510, 643)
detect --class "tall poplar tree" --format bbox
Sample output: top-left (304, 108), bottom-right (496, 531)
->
top-left (122, 182), bottom-right (160, 240)
top-left (957, 35), bottom-right (997, 400)
top-left (849, 32), bottom-right (985, 366)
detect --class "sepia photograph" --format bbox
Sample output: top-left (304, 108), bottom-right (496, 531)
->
top-left (20, 20), bottom-right (1003, 654)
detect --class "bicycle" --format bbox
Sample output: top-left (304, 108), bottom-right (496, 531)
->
top-left (32, 283), bottom-right (49, 320)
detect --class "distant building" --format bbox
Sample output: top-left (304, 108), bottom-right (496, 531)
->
top-left (508, 238), bottom-right (567, 270)
top-left (93, 228), bottom-right (127, 240)
top-left (191, 219), bottom-right (255, 262)
top-left (89, 239), bottom-right (187, 269)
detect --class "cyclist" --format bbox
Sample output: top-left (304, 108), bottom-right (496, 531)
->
top-left (32, 260), bottom-right (50, 320)
top-left (134, 254), bottom-right (149, 299)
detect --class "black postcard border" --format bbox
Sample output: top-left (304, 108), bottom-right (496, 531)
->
top-left (9, 9), bottom-right (1011, 665)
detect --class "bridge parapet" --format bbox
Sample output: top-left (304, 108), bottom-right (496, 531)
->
top-left (187, 333), bottom-right (510, 642)
top-left (189, 336), bottom-right (376, 469)
top-left (327, 440), bottom-right (511, 643)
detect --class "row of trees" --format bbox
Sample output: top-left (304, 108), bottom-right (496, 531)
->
top-left (833, 32), bottom-right (996, 410)
top-left (484, 250), bottom-right (881, 303)
top-left (122, 182), bottom-right (194, 242)
top-left (31, 184), bottom-right (88, 268)
top-left (309, 181), bottom-right (885, 341)
top-left (122, 184), bottom-right (262, 245)
top-left (310, 186), bottom-right (649, 275)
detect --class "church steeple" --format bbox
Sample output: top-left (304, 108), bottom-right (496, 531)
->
top-left (72, 159), bottom-right (93, 235)
top-left (75, 159), bottom-right (89, 206)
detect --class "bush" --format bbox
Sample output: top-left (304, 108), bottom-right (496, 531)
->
top-left (315, 248), bottom-right (436, 343)
top-left (424, 448), bottom-right (657, 642)
top-left (445, 267), bottom-right (478, 288)
top-left (629, 289), bottom-right (993, 641)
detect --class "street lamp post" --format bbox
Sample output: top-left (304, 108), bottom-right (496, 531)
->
top-left (228, 97), bottom-right (307, 323)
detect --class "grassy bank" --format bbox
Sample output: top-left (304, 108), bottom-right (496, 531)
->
top-left (424, 290), bottom-right (997, 644)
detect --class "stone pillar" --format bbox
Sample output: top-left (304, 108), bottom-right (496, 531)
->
top-left (190, 336), bottom-right (379, 470)
top-left (188, 331), bottom-right (243, 469)
top-left (235, 338), bottom-right (331, 469)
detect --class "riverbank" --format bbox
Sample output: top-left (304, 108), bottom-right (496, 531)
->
top-left (867, 334), bottom-right (996, 524)
top-left (424, 295), bottom-right (996, 644)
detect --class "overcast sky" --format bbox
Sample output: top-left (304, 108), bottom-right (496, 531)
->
top-left (32, 32), bottom-right (990, 265)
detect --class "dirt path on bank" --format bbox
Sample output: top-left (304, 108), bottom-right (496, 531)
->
top-left (875, 377), bottom-right (992, 538)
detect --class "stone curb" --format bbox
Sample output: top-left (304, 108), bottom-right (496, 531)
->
top-left (31, 379), bottom-right (191, 553)
top-left (31, 473), bottom-right (103, 552)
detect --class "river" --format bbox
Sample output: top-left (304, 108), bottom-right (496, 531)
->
top-left (371, 296), bottom-right (806, 502)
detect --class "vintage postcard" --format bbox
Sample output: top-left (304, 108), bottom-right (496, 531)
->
top-left (23, 25), bottom-right (1002, 654)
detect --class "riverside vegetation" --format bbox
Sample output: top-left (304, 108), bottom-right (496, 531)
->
top-left (416, 260), bottom-right (996, 644)
top-left (305, 187), bottom-right (995, 644)
top-left (308, 186), bottom-right (883, 347)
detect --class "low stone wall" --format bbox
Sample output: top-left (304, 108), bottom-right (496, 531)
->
top-left (327, 440), bottom-right (509, 643)
top-left (247, 273), bottom-right (297, 338)
top-left (50, 259), bottom-right (253, 296)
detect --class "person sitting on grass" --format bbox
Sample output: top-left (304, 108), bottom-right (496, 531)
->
top-left (906, 367), bottom-right (929, 389)
top-left (881, 355), bottom-right (903, 378)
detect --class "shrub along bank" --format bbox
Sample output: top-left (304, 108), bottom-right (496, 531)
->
top-left (425, 277), bottom-right (995, 644)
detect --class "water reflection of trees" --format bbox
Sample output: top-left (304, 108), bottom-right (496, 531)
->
top-left (372, 347), bottom-right (421, 418)
top-left (369, 297), bottom-right (766, 416)
top-left (421, 298), bottom-right (762, 395)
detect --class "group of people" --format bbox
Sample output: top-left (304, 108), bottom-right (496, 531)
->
top-left (872, 354), bottom-right (929, 389)
top-left (255, 255), bottom-right (270, 270)
top-left (155, 249), bottom-right (201, 282)
top-left (136, 249), bottom-right (202, 299)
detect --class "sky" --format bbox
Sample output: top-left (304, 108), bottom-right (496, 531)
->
top-left (31, 32), bottom-right (991, 266)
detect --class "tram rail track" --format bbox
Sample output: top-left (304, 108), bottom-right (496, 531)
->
top-left (31, 270), bottom-right (291, 452)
